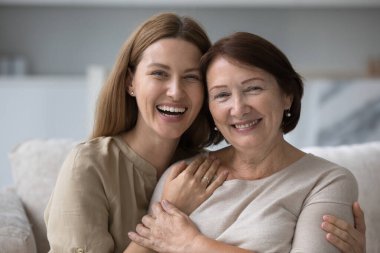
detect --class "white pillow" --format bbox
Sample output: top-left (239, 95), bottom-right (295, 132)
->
top-left (9, 139), bottom-right (77, 253)
top-left (0, 187), bottom-right (37, 253)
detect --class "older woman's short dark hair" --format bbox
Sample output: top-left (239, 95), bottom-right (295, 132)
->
top-left (200, 31), bottom-right (303, 136)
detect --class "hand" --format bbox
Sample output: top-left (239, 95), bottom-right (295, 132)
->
top-left (321, 202), bottom-right (366, 253)
top-left (162, 156), bottom-right (228, 214)
top-left (128, 200), bottom-right (200, 253)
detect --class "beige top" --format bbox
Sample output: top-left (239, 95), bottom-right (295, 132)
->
top-left (44, 136), bottom-right (157, 253)
top-left (151, 153), bottom-right (358, 253)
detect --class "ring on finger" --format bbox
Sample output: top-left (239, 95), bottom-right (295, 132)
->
top-left (202, 176), bottom-right (211, 184)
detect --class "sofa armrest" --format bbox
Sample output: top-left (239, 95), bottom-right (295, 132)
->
top-left (0, 187), bottom-right (37, 253)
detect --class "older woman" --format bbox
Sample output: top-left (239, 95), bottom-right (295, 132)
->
top-left (128, 32), bottom-right (365, 253)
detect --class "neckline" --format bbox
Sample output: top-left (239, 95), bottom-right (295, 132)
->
top-left (112, 135), bottom-right (157, 179)
top-left (220, 153), bottom-right (312, 184)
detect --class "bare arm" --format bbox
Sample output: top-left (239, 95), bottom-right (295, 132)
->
top-left (322, 202), bottom-right (366, 253)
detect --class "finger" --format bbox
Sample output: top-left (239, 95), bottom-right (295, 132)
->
top-left (167, 161), bottom-right (187, 181)
top-left (321, 220), bottom-right (351, 243)
top-left (353, 202), bottom-right (366, 233)
top-left (206, 169), bottom-right (228, 194)
top-left (325, 232), bottom-right (352, 252)
top-left (141, 214), bottom-right (155, 229)
top-left (161, 199), bottom-right (184, 217)
top-left (184, 156), bottom-right (206, 175)
top-left (135, 223), bottom-right (150, 238)
top-left (151, 202), bottom-right (165, 217)
top-left (194, 157), bottom-right (215, 180)
top-left (323, 215), bottom-right (357, 238)
top-left (128, 231), bottom-right (154, 249)
top-left (201, 158), bottom-right (221, 186)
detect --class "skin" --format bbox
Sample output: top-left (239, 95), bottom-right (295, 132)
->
top-left (128, 56), bottom-right (366, 253)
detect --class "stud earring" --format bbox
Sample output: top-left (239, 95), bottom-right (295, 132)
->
top-left (130, 91), bottom-right (134, 96)
top-left (214, 126), bottom-right (218, 131)
top-left (285, 109), bottom-right (291, 118)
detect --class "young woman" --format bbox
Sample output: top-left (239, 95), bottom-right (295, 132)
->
top-left (44, 13), bottom-right (227, 253)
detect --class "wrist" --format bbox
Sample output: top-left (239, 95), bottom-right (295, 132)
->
top-left (185, 233), bottom-right (208, 253)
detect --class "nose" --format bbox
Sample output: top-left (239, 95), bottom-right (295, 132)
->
top-left (166, 78), bottom-right (184, 100)
top-left (231, 94), bottom-right (250, 117)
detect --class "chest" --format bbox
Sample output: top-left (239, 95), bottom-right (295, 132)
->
top-left (190, 178), bottom-right (310, 252)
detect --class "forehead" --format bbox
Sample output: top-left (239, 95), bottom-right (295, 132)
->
top-left (139, 38), bottom-right (202, 66)
top-left (207, 56), bottom-right (274, 82)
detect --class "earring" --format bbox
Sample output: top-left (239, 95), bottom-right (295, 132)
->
top-left (285, 109), bottom-right (291, 117)
top-left (214, 126), bottom-right (218, 131)
top-left (130, 91), bottom-right (134, 96)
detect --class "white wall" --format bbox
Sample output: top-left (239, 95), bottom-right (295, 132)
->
top-left (0, 7), bottom-right (379, 76)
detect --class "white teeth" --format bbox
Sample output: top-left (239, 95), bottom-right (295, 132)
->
top-left (157, 105), bottom-right (186, 113)
top-left (234, 120), bottom-right (259, 129)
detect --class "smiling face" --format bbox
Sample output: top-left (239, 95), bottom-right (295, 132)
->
top-left (207, 56), bottom-right (292, 150)
top-left (129, 38), bottom-right (204, 141)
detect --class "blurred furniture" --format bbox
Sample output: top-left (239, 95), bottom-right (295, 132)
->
top-left (0, 139), bottom-right (379, 253)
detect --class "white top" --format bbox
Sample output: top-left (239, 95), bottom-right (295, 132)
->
top-left (150, 154), bottom-right (358, 253)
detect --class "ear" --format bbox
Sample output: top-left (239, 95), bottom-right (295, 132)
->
top-left (283, 93), bottom-right (293, 110)
top-left (126, 68), bottom-right (135, 96)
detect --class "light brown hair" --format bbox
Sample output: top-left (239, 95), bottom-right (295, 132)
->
top-left (92, 13), bottom-right (216, 154)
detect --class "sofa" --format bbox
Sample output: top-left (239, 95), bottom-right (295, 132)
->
top-left (0, 139), bottom-right (379, 253)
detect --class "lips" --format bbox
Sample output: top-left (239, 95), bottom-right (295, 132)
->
top-left (156, 105), bottom-right (187, 116)
top-left (233, 119), bottom-right (261, 129)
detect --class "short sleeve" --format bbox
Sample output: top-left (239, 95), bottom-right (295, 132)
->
top-left (44, 146), bottom-right (114, 253)
top-left (291, 168), bottom-right (358, 253)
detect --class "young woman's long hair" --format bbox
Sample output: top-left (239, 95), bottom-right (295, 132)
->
top-left (91, 13), bottom-right (216, 154)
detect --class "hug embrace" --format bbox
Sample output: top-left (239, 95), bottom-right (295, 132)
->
top-left (45, 13), bottom-right (366, 253)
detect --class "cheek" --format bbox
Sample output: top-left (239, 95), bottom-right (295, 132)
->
top-left (208, 102), bottom-right (224, 122)
top-left (190, 87), bottom-right (205, 108)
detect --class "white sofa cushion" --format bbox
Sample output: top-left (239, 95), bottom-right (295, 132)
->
top-left (302, 141), bottom-right (380, 253)
top-left (0, 187), bottom-right (37, 253)
top-left (9, 139), bottom-right (77, 253)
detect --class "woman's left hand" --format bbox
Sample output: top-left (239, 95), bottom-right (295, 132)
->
top-left (321, 202), bottom-right (366, 253)
top-left (128, 200), bottom-right (200, 253)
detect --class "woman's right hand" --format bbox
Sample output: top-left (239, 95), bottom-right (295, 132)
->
top-left (161, 156), bottom-right (228, 215)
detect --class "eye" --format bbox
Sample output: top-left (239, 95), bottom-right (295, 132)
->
top-left (184, 74), bottom-right (201, 82)
top-left (151, 70), bottom-right (168, 79)
top-left (245, 85), bottom-right (262, 93)
top-left (211, 92), bottom-right (231, 101)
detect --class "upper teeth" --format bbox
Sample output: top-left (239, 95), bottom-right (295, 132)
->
top-left (235, 120), bottom-right (259, 129)
top-left (157, 105), bottom-right (186, 113)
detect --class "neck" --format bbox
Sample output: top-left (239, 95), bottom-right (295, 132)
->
top-left (122, 128), bottom-right (179, 178)
top-left (220, 138), bottom-right (304, 180)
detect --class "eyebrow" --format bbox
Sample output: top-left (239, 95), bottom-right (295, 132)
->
top-left (147, 63), bottom-right (200, 73)
top-left (241, 77), bottom-right (264, 84)
top-left (208, 77), bottom-right (264, 92)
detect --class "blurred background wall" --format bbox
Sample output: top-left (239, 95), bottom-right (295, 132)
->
top-left (1, 2), bottom-right (380, 188)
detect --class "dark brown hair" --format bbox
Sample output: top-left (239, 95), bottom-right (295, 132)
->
top-left (92, 13), bottom-right (215, 154)
top-left (200, 31), bottom-right (303, 143)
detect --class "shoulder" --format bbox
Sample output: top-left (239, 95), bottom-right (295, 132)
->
top-left (60, 136), bottom-right (126, 178)
top-left (301, 154), bottom-right (358, 203)
top-left (304, 154), bottom-right (356, 181)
